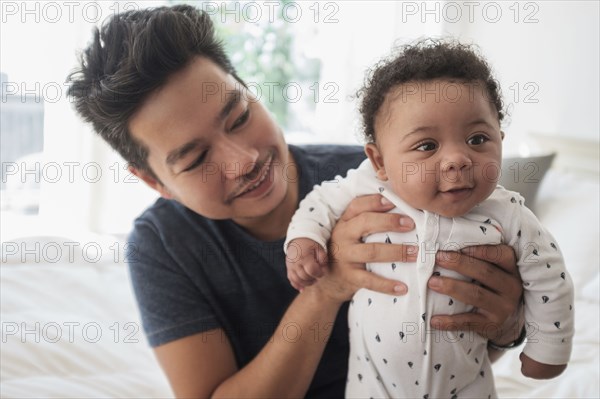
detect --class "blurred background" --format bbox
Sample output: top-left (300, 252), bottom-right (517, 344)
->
top-left (1, 0), bottom-right (598, 237)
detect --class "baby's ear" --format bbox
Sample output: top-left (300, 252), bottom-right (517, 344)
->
top-left (365, 143), bottom-right (388, 181)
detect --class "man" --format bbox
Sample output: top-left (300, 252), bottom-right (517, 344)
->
top-left (68, 5), bottom-right (524, 398)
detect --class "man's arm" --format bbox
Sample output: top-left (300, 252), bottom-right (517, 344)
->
top-left (153, 194), bottom-right (416, 398)
top-left (154, 288), bottom-right (342, 398)
top-left (154, 329), bottom-right (237, 398)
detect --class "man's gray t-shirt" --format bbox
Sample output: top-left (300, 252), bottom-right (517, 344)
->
top-left (127, 144), bottom-right (366, 398)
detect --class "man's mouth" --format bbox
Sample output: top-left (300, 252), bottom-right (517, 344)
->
top-left (239, 161), bottom-right (271, 195)
top-left (228, 152), bottom-right (274, 201)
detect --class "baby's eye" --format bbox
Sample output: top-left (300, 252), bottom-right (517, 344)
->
top-left (467, 134), bottom-right (489, 145)
top-left (415, 142), bottom-right (437, 151)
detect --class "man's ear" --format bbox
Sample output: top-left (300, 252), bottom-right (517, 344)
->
top-left (500, 130), bottom-right (505, 140)
top-left (128, 165), bottom-right (174, 199)
top-left (365, 143), bottom-right (388, 181)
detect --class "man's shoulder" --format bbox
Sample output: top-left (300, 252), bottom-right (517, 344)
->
top-left (291, 144), bottom-right (366, 182)
top-left (133, 197), bottom-right (183, 224)
top-left (128, 197), bottom-right (207, 243)
top-left (292, 144), bottom-right (364, 161)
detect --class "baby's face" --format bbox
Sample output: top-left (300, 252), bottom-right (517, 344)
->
top-left (366, 80), bottom-right (503, 218)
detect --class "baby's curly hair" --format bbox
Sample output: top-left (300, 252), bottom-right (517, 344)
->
top-left (357, 39), bottom-right (504, 143)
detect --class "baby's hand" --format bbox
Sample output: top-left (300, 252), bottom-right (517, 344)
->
top-left (519, 352), bottom-right (567, 379)
top-left (285, 238), bottom-right (328, 292)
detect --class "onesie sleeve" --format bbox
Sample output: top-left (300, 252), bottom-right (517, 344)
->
top-left (508, 193), bottom-right (574, 365)
top-left (284, 159), bottom-right (378, 252)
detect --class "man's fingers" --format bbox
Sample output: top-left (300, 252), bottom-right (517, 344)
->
top-left (430, 312), bottom-right (487, 331)
top-left (340, 212), bottom-right (415, 238)
top-left (331, 243), bottom-right (418, 265)
top-left (339, 194), bottom-right (395, 221)
top-left (430, 313), bottom-right (498, 335)
top-left (431, 312), bottom-right (519, 342)
top-left (429, 275), bottom-right (515, 325)
top-left (428, 276), bottom-right (503, 317)
top-left (356, 269), bottom-right (408, 295)
top-left (460, 244), bottom-right (518, 275)
top-left (434, 251), bottom-right (516, 296)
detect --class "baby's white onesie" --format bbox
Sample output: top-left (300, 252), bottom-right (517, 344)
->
top-left (285, 159), bottom-right (574, 398)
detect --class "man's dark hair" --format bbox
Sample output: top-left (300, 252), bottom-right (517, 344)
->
top-left (357, 39), bottom-right (504, 143)
top-left (67, 5), bottom-right (243, 177)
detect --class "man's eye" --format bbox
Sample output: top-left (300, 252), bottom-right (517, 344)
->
top-left (415, 142), bottom-right (437, 151)
top-left (183, 151), bottom-right (207, 172)
top-left (467, 134), bottom-right (489, 145)
top-left (231, 108), bottom-right (250, 131)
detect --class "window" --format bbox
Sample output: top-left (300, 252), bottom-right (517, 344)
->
top-left (174, 0), bottom-right (323, 137)
top-left (0, 73), bottom-right (45, 214)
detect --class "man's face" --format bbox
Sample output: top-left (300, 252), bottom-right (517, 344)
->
top-left (128, 57), bottom-right (290, 222)
top-left (366, 80), bottom-right (503, 218)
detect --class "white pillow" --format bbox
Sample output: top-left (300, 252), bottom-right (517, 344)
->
top-left (535, 170), bottom-right (600, 298)
top-left (499, 153), bottom-right (556, 214)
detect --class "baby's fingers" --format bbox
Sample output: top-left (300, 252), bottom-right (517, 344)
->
top-left (287, 269), bottom-right (315, 292)
top-left (303, 246), bottom-right (328, 278)
top-left (304, 261), bottom-right (326, 278)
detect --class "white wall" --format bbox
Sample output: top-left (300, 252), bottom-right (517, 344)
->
top-left (308, 1), bottom-right (599, 157)
top-left (309, 1), bottom-right (448, 144)
top-left (445, 0), bottom-right (600, 154)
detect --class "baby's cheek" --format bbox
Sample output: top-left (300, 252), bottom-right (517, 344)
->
top-left (391, 179), bottom-right (431, 211)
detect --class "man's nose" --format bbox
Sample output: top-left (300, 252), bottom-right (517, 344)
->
top-left (216, 136), bottom-right (259, 180)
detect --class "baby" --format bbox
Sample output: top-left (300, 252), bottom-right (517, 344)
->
top-left (284, 40), bottom-right (574, 398)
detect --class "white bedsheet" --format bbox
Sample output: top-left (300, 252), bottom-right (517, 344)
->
top-left (1, 240), bottom-right (173, 398)
top-left (1, 170), bottom-right (598, 398)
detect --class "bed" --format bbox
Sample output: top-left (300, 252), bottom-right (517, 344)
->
top-left (1, 137), bottom-right (598, 398)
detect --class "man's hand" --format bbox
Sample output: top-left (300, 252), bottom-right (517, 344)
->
top-left (314, 194), bottom-right (416, 304)
top-left (428, 245), bottom-right (524, 345)
top-left (285, 238), bottom-right (328, 291)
